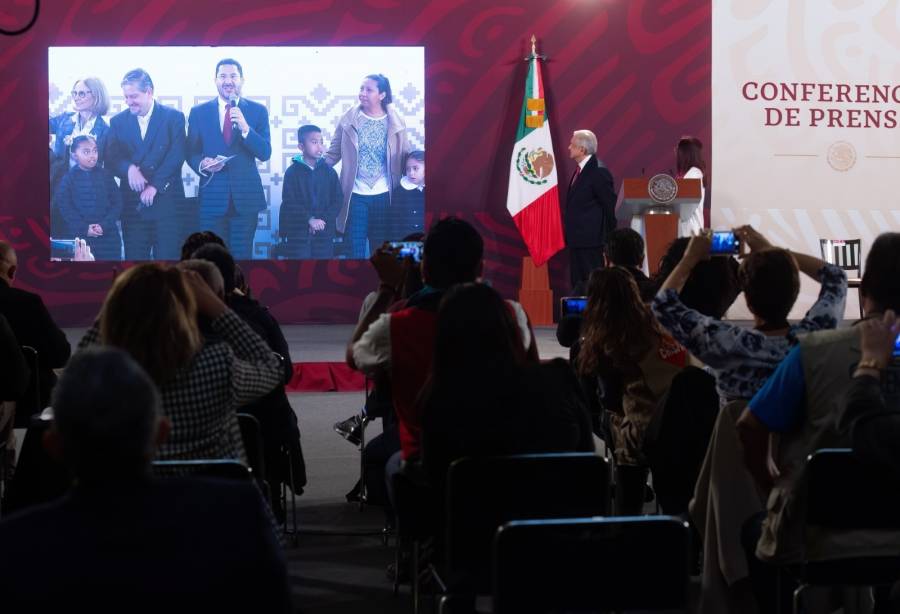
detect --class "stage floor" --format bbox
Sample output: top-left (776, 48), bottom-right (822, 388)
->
top-left (64, 324), bottom-right (571, 364)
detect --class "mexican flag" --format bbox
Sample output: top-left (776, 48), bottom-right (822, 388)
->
top-left (506, 54), bottom-right (565, 267)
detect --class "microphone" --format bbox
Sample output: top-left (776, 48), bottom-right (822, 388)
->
top-left (228, 94), bottom-right (239, 131)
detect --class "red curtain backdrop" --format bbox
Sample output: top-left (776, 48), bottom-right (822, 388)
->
top-left (0, 0), bottom-right (710, 326)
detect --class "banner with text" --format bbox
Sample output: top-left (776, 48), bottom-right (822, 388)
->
top-left (712, 1), bottom-right (900, 318)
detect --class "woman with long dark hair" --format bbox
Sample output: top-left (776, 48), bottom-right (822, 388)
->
top-left (675, 136), bottom-right (707, 237)
top-left (577, 267), bottom-right (687, 513)
top-left (421, 283), bottom-right (593, 494)
top-left (325, 73), bottom-right (410, 257)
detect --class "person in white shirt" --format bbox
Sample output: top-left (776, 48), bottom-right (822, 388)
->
top-left (675, 136), bottom-right (707, 237)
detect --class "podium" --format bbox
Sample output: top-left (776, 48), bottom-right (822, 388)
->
top-left (615, 177), bottom-right (702, 275)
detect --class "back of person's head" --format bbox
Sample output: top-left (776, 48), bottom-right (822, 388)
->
top-left (655, 238), bottom-right (740, 319)
top-left (738, 249), bottom-right (800, 325)
top-left (176, 259), bottom-right (225, 299)
top-left (607, 228), bottom-right (645, 268)
top-left (180, 231), bottom-right (226, 261)
top-left (675, 136), bottom-right (705, 177)
top-left (192, 243), bottom-right (236, 295)
top-left (50, 348), bottom-right (162, 482)
top-left (578, 266), bottom-right (658, 375)
top-left (100, 264), bottom-right (201, 385)
top-left (861, 232), bottom-right (900, 313)
top-left (431, 283), bottom-right (524, 387)
top-left (422, 217), bottom-right (483, 289)
top-left (0, 240), bottom-right (15, 282)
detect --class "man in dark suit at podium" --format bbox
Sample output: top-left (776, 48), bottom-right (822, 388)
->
top-left (187, 58), bottom-right (272, 259)
top-left (106, 69), bottom-right (186, 260)
top-left (564, 129), bottom-right (618, 290)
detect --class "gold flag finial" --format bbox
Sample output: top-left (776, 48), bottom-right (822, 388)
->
top-left (531, 34), bottom-right (537, 57)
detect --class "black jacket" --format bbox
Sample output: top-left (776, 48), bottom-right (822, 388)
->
top-left (564, 155), bottom-right (617, 248)
top-left (0, 478), bottom-right (291, 613)
top-left (228, 294), bottom-right (306, 492)
top-left (279, 156), bottom-right (341, 255)
top-left (0, 279), bottom-right (70, 414)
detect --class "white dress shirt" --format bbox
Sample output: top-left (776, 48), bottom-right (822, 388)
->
top-left (137, 99), bottom-right (155, 140)
top-left (218, 97), bottom-right (250, 139)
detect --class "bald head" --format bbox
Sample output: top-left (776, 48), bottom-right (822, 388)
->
top-left (0, 241), bottom-right (16, 284)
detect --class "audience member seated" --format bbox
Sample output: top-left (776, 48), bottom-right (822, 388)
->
top-left (0, 313), bottom-right (28, 480)
top-left (338, 233), bottom-right (426, 508)
top-left (840, 309), bottom-right (900, 475)
top-left (736, 232), bottom-right (900, 613)
top-left (653, 226), bottom-right (846, 403)
top-left (576, 266), bottom-right (688, 515)
top-left (347, 217), bottom-right (537, 502)
top-left (192, 243), bottom-right (307, 507)
top-left (77, 263), bottom-right (283, 465)
top-left (0, 348), bottom-right (290, 612)
top-left (421, 282), bottom-right (594, 500)
top-left (0, 240), bottom-right (71, 420)
top-left (179, 229), bottom-right (226, 261)
top-left (662, 228), bottom-right (845, 614)
top-left (650, 236), bottom-right (741, 320)
top-left (556, 228), bottom-right (656, 351)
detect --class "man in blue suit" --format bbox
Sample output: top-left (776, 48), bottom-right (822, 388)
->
top-left (186, 59), bottom-right (272, 259)
top-left (106, 68), bottom-right (186, 260)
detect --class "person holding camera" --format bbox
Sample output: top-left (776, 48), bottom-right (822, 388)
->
top-left (652, 226), bottom-right (847, 403)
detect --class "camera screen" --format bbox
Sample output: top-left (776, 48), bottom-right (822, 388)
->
top-left (710, 231), bottom-right (738, 255)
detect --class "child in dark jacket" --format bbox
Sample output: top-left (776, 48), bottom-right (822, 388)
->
top-left (279, 125), bottom-right (342, 259)
top-left (388, 150), bottom-right (425, 240)
top-left (52, 134), bottom-right (122, 260)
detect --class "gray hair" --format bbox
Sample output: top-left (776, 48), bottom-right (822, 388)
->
top-left (572, 129), bottom-right (598, 155)
top-left (177, 259), bottom-right (225, 298)
top-left (77, 76), bottom-right (110, 117)
top-left (52, 347), bottom-right (161, 479)
top-left (121, 68), bottom-right (154, 93)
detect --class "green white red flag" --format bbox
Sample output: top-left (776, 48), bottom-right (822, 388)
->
top-left (506, 53), bottom-right (565, 267)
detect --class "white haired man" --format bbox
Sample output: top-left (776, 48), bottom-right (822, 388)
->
top-left (564, 129), bottom-right (618, 290)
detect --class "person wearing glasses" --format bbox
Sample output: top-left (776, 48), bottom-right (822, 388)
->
top-left (49, 77), bottom-right (111, 237)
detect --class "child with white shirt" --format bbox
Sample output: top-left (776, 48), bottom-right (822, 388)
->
top-left (389, 150), bottom-right (425, 240)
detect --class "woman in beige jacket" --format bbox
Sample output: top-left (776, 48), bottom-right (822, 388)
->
top-left (325, 74), bottom-right (409, 258)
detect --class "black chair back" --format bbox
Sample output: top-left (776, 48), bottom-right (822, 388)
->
top-left (151, 459), bottom-right (252, 481)
top-left (446, 453), bottom-right (611, 592)
top-left (15, 346), bottom-right (40, 426)
top-left (806, 448), bottom-right (900, 530)
top-left (493, 516), bottom-right (691, 613)
top-left (237, 412), bottom-right (266, 479)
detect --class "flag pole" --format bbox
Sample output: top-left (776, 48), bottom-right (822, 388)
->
top-left (516, 34), bottom-right (556, 326)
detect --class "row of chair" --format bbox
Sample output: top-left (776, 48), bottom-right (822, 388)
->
top-left (390, 448), bottom-right (900, 614)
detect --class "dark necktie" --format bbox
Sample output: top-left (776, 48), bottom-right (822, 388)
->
top-left (223, 102), bottom-right (234, 146)
top-left (570, 165), bottom-right (581, 188)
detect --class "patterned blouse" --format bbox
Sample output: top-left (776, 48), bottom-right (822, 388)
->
top-left (651, 263), bottom-right (847, 402)
top-left (355, 113), bottom-right (388, 190)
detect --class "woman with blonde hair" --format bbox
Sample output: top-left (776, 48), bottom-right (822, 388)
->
top-left (77, 263), bottom-right (283, 463)
top-left (577, 266), bottom-right (688, 514)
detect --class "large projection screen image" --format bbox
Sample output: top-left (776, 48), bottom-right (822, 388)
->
top-left (48, 46), bottom-right (425, 261)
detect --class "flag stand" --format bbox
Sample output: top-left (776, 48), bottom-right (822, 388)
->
top-left (518, 256), bottom-right (554, 325)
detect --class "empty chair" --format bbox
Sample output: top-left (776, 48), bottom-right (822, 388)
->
top-left (445, 453), bottom-right (611, 595)
top-left (819, 238), bottom-right (863, 318)
top-left (493, 516), bottom-right (692, 613)
top-left (792, 448), bottom-right (900, 614)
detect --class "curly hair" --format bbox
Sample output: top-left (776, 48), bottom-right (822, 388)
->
top-left (577, 267), bottom-right (661, 376)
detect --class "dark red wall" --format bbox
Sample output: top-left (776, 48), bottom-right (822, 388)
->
top-left (0, 0), bottom-right (710, 325)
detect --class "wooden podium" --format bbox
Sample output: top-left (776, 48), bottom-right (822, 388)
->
top-left (615, 178), bottom-right (702, 275)
top-left (518, 256), bottom-right (553, 325)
